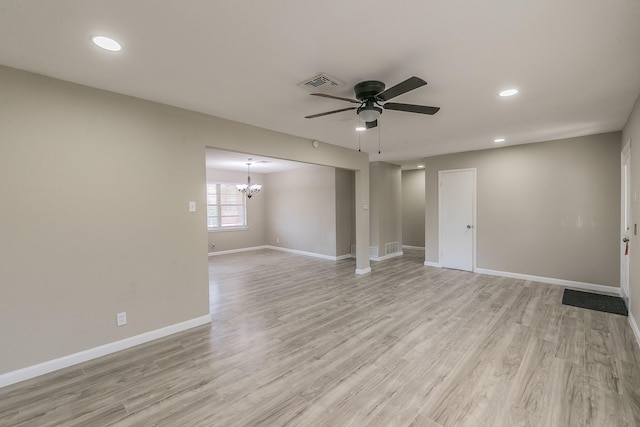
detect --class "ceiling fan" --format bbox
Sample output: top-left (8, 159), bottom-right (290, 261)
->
top-left (304, 76), bottom-right (440, 129)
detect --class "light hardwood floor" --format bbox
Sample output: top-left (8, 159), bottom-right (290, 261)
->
top-left (1, 248), bottom-right (639, 426)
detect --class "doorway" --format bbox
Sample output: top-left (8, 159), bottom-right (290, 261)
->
top-left (621, 142), bottom-right (631, 305)
top-left (438, 168), bottom-right (476, 271)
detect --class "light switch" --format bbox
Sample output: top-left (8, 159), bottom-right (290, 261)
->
top-left (189, 201), bottom-right (196, 212)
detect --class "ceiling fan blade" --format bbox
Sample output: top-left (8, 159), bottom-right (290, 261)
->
top-left (377, 76), bottom-right (427, 101)
top-left (383, 103), bottom-right (440, 115)
top-left (310, 93), bottom-right (360, 104)
top-left (366, 120), bottom-right (378, 129)
top-left (305, 106), bottom-right (357, 119)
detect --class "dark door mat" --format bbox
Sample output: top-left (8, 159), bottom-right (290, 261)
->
top-left (562, 289), bottom-right (628, 316)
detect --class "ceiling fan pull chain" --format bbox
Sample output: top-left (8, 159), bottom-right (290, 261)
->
top-left (378, 119), bottom-right (381, 154)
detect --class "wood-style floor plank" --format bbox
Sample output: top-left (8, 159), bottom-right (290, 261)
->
top-left (1, 248), bottom-right (639, 426)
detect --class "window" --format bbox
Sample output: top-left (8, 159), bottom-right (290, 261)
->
top-left (207, 182), bottom-right (247, 230)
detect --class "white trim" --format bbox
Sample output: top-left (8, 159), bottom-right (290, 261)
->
top-left (208, 226), bottom-right (249, 233)
top-left (621, 141), bottom-right (632, 307)
top-left (370, 251), bottom-right (403, 262)
top-left (335, 254), bottom-right (353, 260)
top-left (629, 311), bottom-right (640, 350)
top-left (265, 245), bottom-right (342, 261)
top-left (0, 314), bottom-right (211, 389)
top-left (621, 285), bottom-right (630, 304)
top-left (402, 245), bottom-right (425, 249)
top-left (208, 246), bottom-right (267, 256)
top-left (424, 261), bottom-right (441, 268)
top-left (475, 268), bottom-right (621, 295)
top-left (355, 267), bottom-right (371, 275)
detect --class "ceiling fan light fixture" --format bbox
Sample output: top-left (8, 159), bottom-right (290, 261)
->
top-left (357, 105), bottom-right (382, 123)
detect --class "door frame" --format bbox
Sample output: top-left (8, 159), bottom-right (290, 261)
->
top-left (621, 141), bottom-right (631, 305)
top-left (438, 168), bottom-right (477, 272)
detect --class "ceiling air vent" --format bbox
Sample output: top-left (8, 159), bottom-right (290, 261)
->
top-left (298, 73), bottom-right (344, 92)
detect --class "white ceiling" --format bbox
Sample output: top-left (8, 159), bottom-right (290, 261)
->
top-left (1, 1), bottom-right (639, 166)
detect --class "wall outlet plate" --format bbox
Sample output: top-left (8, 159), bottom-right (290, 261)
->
top-left (117, 312), bottom-right (127, 326)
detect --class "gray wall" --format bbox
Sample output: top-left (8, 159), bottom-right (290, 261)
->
top-left (0, 67), bottom-right (209, 373)
top-left (0, 65), bottom-right (370, 376)
top-left (265, 165), bottom-right (338, 256)
top-left (425, 133), bottom-right (621, 287)
top-left (402, 169), bottom-right (426, 248)
top-left (370, 162), bottom-right (402, 256)
top-left (335, 168), bottom-right (355, 257)
top-left (623, 93), bottom-right (640, 327)
top-left (206, 169), bottom-right (266, 252)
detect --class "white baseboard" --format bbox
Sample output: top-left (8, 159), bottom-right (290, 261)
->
top-left (370, 251), bottom-right (403, 262)
top-left (210, 245), bottom-right (352, 262)
top-left (208, 246), bottom-right (267, 256)
top-left (0, 314), bottom-right (211, 389)
top-left (424, 261), bottom-right (441, 268)
top-left (265, 245), bottom-right (344, 261)
top-left (402, 245), bottom-right (425, 250)
top-left (630, 311), bottom-right (640, 351)
top-left (355, 267), bottom-right (371, 275)
top-left (475, 268), bottom-right (621, 295)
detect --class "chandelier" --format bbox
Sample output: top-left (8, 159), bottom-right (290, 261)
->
top-left (236, 159), bottom-right (262, 198)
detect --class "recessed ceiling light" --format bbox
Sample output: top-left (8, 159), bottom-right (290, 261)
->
top-left (355, 125), bottom-right (366, 132)
top-left (499, 89), bottom-right (518, 97)
top-left (91, 35), bottom-right (122, 52)
top-left (417, 165), bottom-right (425, 169)
top-left (494, 138), bottom-right (505, 143)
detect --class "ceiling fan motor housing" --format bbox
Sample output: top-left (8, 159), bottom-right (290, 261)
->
top-left (354, 80), bottom-right (386, 101)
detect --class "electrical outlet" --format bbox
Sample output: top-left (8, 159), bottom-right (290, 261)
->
top-left (116, 312), bottom-right (127, 326)
top-left (276, 238), bottom-right (280, 244)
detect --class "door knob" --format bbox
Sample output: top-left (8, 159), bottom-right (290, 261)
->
top-left (623, 237), bottom-right (630, 243)
top-left (466, 225), bottom-right (472, 229)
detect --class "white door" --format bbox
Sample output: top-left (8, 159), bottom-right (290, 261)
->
top-left (439, 169), bottom-right (475, 271)
top-left (621, 142), bottom-right (631, 304)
